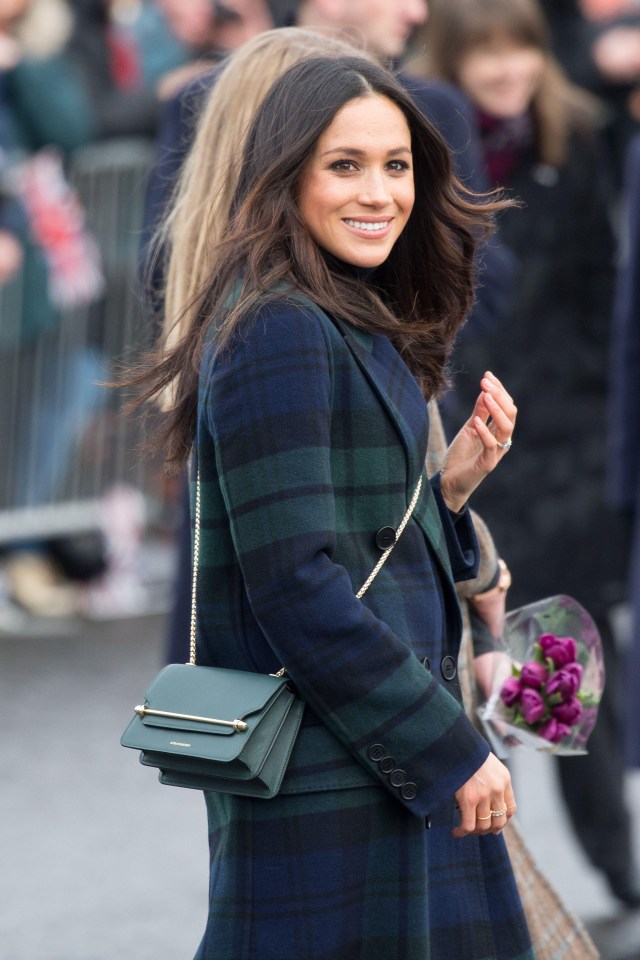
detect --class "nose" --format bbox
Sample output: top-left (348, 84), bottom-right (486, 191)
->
top-left (358, 169), bottom-right (393, 207)
top-left (405, 0), bottom-right (428, 26)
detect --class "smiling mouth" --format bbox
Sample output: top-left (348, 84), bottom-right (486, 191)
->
top-left (343, 218), bottom-right (392, 234)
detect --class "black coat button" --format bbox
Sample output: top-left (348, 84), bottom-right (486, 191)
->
top-left (425, 815), bottom-right (432, 830)
top-left (368, 744), bottom-right (386, 762)
top-left (389, 768), bottom-right (406, 787)
top-left (379, 756), bottom-right (395, 774)
top-left (401, 782), bottom-right (417, 800)
top-left (440, 655), bottom-right (457, 681)
top-left (376, 526), bottom-right (396, 550)
top-left (422, 656), bottom-right (431, 671)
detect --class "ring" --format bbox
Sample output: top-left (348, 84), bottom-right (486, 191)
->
top-left (490, 808), bottom-right (507, 817)
top-left (497, 438), bottom-right (513, 450)
top-left (477, 814), bottom-right (493, 821)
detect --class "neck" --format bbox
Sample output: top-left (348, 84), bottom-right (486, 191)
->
top-left (320, 248), bottom-right (378, 284)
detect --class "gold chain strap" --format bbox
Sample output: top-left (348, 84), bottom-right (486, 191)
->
top-left (188, 467), bottom-right (202, 666)
top-left (189, 471), bottom-right (423, 667)
top-left (355, 476), bottom-right (423, 599)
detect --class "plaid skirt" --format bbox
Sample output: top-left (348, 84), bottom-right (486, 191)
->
top-left (194, 785), bottom-right (534, 960)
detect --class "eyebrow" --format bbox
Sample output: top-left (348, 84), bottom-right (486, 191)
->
top-left (319, 146), bottom-right (412, 158)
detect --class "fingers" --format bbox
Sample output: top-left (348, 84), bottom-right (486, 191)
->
top-left (482, 371), bottom-right (516, 414)
top-left (480, 371), bottom-right (517, 444)
top-left (451, 753), bottom-right (517, 839)
top-left (469, 372), bottom-right (516, 462)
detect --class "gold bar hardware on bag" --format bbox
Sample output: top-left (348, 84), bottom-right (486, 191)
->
top-left (134, 705), bottom-right (248, 732)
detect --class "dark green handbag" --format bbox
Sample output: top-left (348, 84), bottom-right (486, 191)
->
top-left (121, 470), bottom-right (421, 798)
top-left (121, 662), bottom-right (304, 798)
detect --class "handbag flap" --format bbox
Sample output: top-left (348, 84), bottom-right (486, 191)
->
top-left (139, 663), bottom-right (286, 737)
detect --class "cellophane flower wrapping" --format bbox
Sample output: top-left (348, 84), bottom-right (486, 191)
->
top-left (477, 595), bottom-right (604, 757)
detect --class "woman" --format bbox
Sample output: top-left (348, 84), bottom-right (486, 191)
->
top-left (155, 28), bottom-right (375, 662)
top-left (137, 53), bottom-right (530, 959)
top-left (158, 26), bottom-right (510, 670)
top-left (416, 0), bottom-right (639, 908)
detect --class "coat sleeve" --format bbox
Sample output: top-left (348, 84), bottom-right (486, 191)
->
top-left (203, 301), bottom-right (489, 817)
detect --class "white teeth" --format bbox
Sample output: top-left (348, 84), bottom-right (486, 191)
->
top-left (344, 219), bottom-right (389, 232)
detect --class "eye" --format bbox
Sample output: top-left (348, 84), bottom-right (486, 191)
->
top-left (329, 159), bottom-right (358, 172)
top-left (387, 159), bottom-right (411, 173)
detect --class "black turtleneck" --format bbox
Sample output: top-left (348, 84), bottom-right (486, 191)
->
top-left (320, 248), bottom-right (379, 285)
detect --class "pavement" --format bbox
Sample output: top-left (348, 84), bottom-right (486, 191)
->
top-left (1, 611), bottom-right (640, 960)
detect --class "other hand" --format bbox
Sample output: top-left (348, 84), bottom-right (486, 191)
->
top-left (452, 752), bottom-right (516, 838)
top-left (440, 372), bottom-right (516, 512)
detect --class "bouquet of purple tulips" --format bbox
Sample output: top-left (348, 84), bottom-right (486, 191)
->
top-left (477, 595), bottom-right (605, 756)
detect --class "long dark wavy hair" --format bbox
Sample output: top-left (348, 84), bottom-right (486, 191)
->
top-left (132, 55), bottom-right (509, 469)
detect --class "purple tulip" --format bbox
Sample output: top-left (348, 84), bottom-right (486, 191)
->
top-left (564, 662), bottom-right (583, 686)
top-left (546, 666), bottom-right (581, 702)
top-left (539, 634), bottom-right (578, 667)
top-left (500, 676), bottom-right (523, 707)
top-left (538, 717), bottom-right (573, 744)
top-left (520, 661), bottom-right (548, 689)
top-left (552, 697), bottom-right (583, 726)
top-left (520, 688), bottom-right (546, 725)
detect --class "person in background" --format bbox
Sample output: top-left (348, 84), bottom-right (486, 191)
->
top-left (0, 0), bottom-right (116, 618)
top-left (153, 0), bottom-right (274, 102)
top-left (5, 0), bottom-right (193, 152)
top-left (585, 1), bottom-right (640, 176)
top-left (0, 5), bottom-right (25, 285)
top-left (539, 0), bottom-right (640, 181)
top-left (417, 0), bottom-right (640, 909)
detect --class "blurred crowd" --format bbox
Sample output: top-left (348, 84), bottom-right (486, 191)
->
top-left (3, 0), bottom-right (640, 928)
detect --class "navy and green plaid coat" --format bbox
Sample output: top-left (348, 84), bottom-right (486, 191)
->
top-left (193, 293), bottom-right (533, 960)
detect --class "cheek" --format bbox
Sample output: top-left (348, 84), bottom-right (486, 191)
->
top-left (297, 175), bottom-right (336, 240)
top-left (299, 173), bottom-right (348, 224)
top-left (526, 57), bottom-right (545, 90)
top-left (399, 179), bottom-right (415, 219)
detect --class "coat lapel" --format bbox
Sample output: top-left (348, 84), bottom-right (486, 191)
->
top-left (327, 313), bottom-right (425, 479)
top-left (293, 295), bottom-right (455, 579)
top-left (326, 313), bottom-right (454, 579)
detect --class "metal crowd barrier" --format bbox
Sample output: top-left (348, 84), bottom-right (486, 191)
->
top-left (0, 139), bottom-right (162, 544)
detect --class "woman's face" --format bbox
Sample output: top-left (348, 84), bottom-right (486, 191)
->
top-left (297, 95), bottom-right (414, 269)
top-left (456, 35), bottom-right (546, 119)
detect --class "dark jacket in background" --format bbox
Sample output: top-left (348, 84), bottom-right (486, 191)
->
top-left (448, 125), bottom-right (636, 888)
top-left (449, 129), bottom-right (627, 616)
top-left (609, 133), bottom-right (640, 768)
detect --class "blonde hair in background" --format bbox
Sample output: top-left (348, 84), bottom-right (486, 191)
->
top-left (410, 0), bottom-right (601, 169)
top-left (159, 27), bottom-right (370, 399)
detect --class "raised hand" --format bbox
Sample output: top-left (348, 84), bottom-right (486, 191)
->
top-left (440, 371), bottom-right (516, 513)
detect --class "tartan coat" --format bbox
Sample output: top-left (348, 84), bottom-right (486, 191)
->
top-left (193, 291), bottom-right (532, 960)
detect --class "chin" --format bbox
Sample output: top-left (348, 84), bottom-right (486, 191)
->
top-left (349, 252), bottom-right (390, 268)
top-left (344, 244), bottom-right (393, 269)
top-left (486, 97), bottom-right (531, 119)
